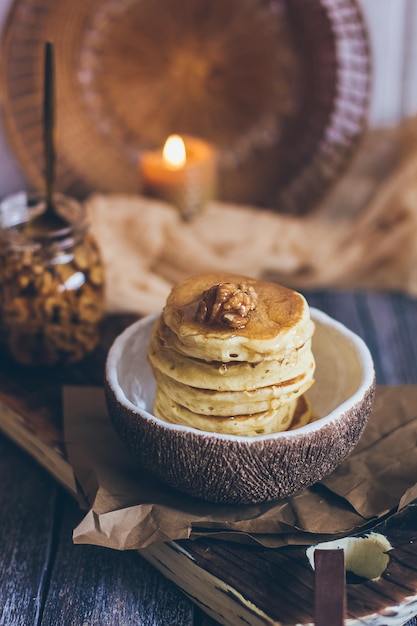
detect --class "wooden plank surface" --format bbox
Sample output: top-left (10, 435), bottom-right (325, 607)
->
top-left (0, 433), bottom-right (204, 626)
top-left (39, 491), bottom-right (196, 626)
top-left (1, 290), bottom-right (417, 625)
top-left (0, 313), bottom-right (217, 626)
top-left (172, 501), bottom-right (417, 625)
top-left (0, 432), bottom-right (57, 626)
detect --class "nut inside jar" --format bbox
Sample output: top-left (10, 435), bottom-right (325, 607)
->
top-left (0, 194), bottom-right (105, 366)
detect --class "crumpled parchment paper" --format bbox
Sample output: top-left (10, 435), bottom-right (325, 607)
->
top-left (64, 385), bottom-right (417, 550)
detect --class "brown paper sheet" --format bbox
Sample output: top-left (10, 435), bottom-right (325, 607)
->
top-left (64, 386), bottom-right (417, 551)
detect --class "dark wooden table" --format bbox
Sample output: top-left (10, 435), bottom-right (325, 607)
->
top-left (1, 288), bottom-right (417, 626)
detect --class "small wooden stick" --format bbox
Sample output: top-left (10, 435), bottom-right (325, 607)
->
top-left (314, 549), bottom-right (346, 626)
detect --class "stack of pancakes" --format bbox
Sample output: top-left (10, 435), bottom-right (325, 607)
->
top-left (147, 273), bottom-right (315, 436)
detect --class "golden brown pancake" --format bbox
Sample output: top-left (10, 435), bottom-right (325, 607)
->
top-left (148, 273), bottom-right (315, 436)
top-left (151, 367), bottom-right (314, 416)
top-left (162, 273), bottom-right (315, 362)
top-left (148, 315), bottom-right (314, 391)
top-left (154, 387), bottom-right (313, 436)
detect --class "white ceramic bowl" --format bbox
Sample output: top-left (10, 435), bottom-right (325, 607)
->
top-left (105, 308), bottom-right (375, 504)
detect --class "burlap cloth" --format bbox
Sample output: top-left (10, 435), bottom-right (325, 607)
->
top-left (86, 120), bottom-right (417, 316)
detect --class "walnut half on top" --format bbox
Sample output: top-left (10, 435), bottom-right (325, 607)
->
top-left (195, 282), bottom-right (258, 329)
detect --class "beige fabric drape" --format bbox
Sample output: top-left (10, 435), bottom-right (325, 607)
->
top-left (86, 121), bottom-right (417, 316)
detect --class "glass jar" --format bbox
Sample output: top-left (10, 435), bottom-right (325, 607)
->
top-left (0, 192), bottom-right (105, 366)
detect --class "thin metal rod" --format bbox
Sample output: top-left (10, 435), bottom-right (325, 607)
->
top-left (44, 40), bottom-right (55, 211)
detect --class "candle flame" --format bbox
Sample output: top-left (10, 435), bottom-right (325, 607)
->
top-left (163, 135), bottom-right (186, 169)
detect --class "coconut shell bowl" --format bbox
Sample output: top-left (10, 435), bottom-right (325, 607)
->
top-left (105, 308), bottom-right (375, 505)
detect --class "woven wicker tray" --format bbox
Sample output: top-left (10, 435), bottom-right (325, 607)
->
top-left (0, 0), bottom-right (371, 214)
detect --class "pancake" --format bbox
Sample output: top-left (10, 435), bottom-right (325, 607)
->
top-left (162, 273), bottom-right (315, 362)
top-left (147, 272), bottom-right (316, 436)
top-left (148, 315), bottom-right (314, 391)
top-left (151, 367), bottom-right (315, 416)
top-left (153, 387), bottom-right (313, 436)
top-left (288, 395), bottom-right (318, 431)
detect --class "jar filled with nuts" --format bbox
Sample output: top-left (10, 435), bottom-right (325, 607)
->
top-left (0, 192), bottom-right (105, 366)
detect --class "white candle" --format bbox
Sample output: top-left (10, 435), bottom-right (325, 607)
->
top-left (140, 135), bottom-right (217, 221)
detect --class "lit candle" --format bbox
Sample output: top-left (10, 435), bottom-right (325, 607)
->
top-left (140, 135), bottom-right (217, 221)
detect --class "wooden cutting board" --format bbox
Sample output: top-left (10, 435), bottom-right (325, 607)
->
top-left (0, 314), bottom-right (416, 626)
